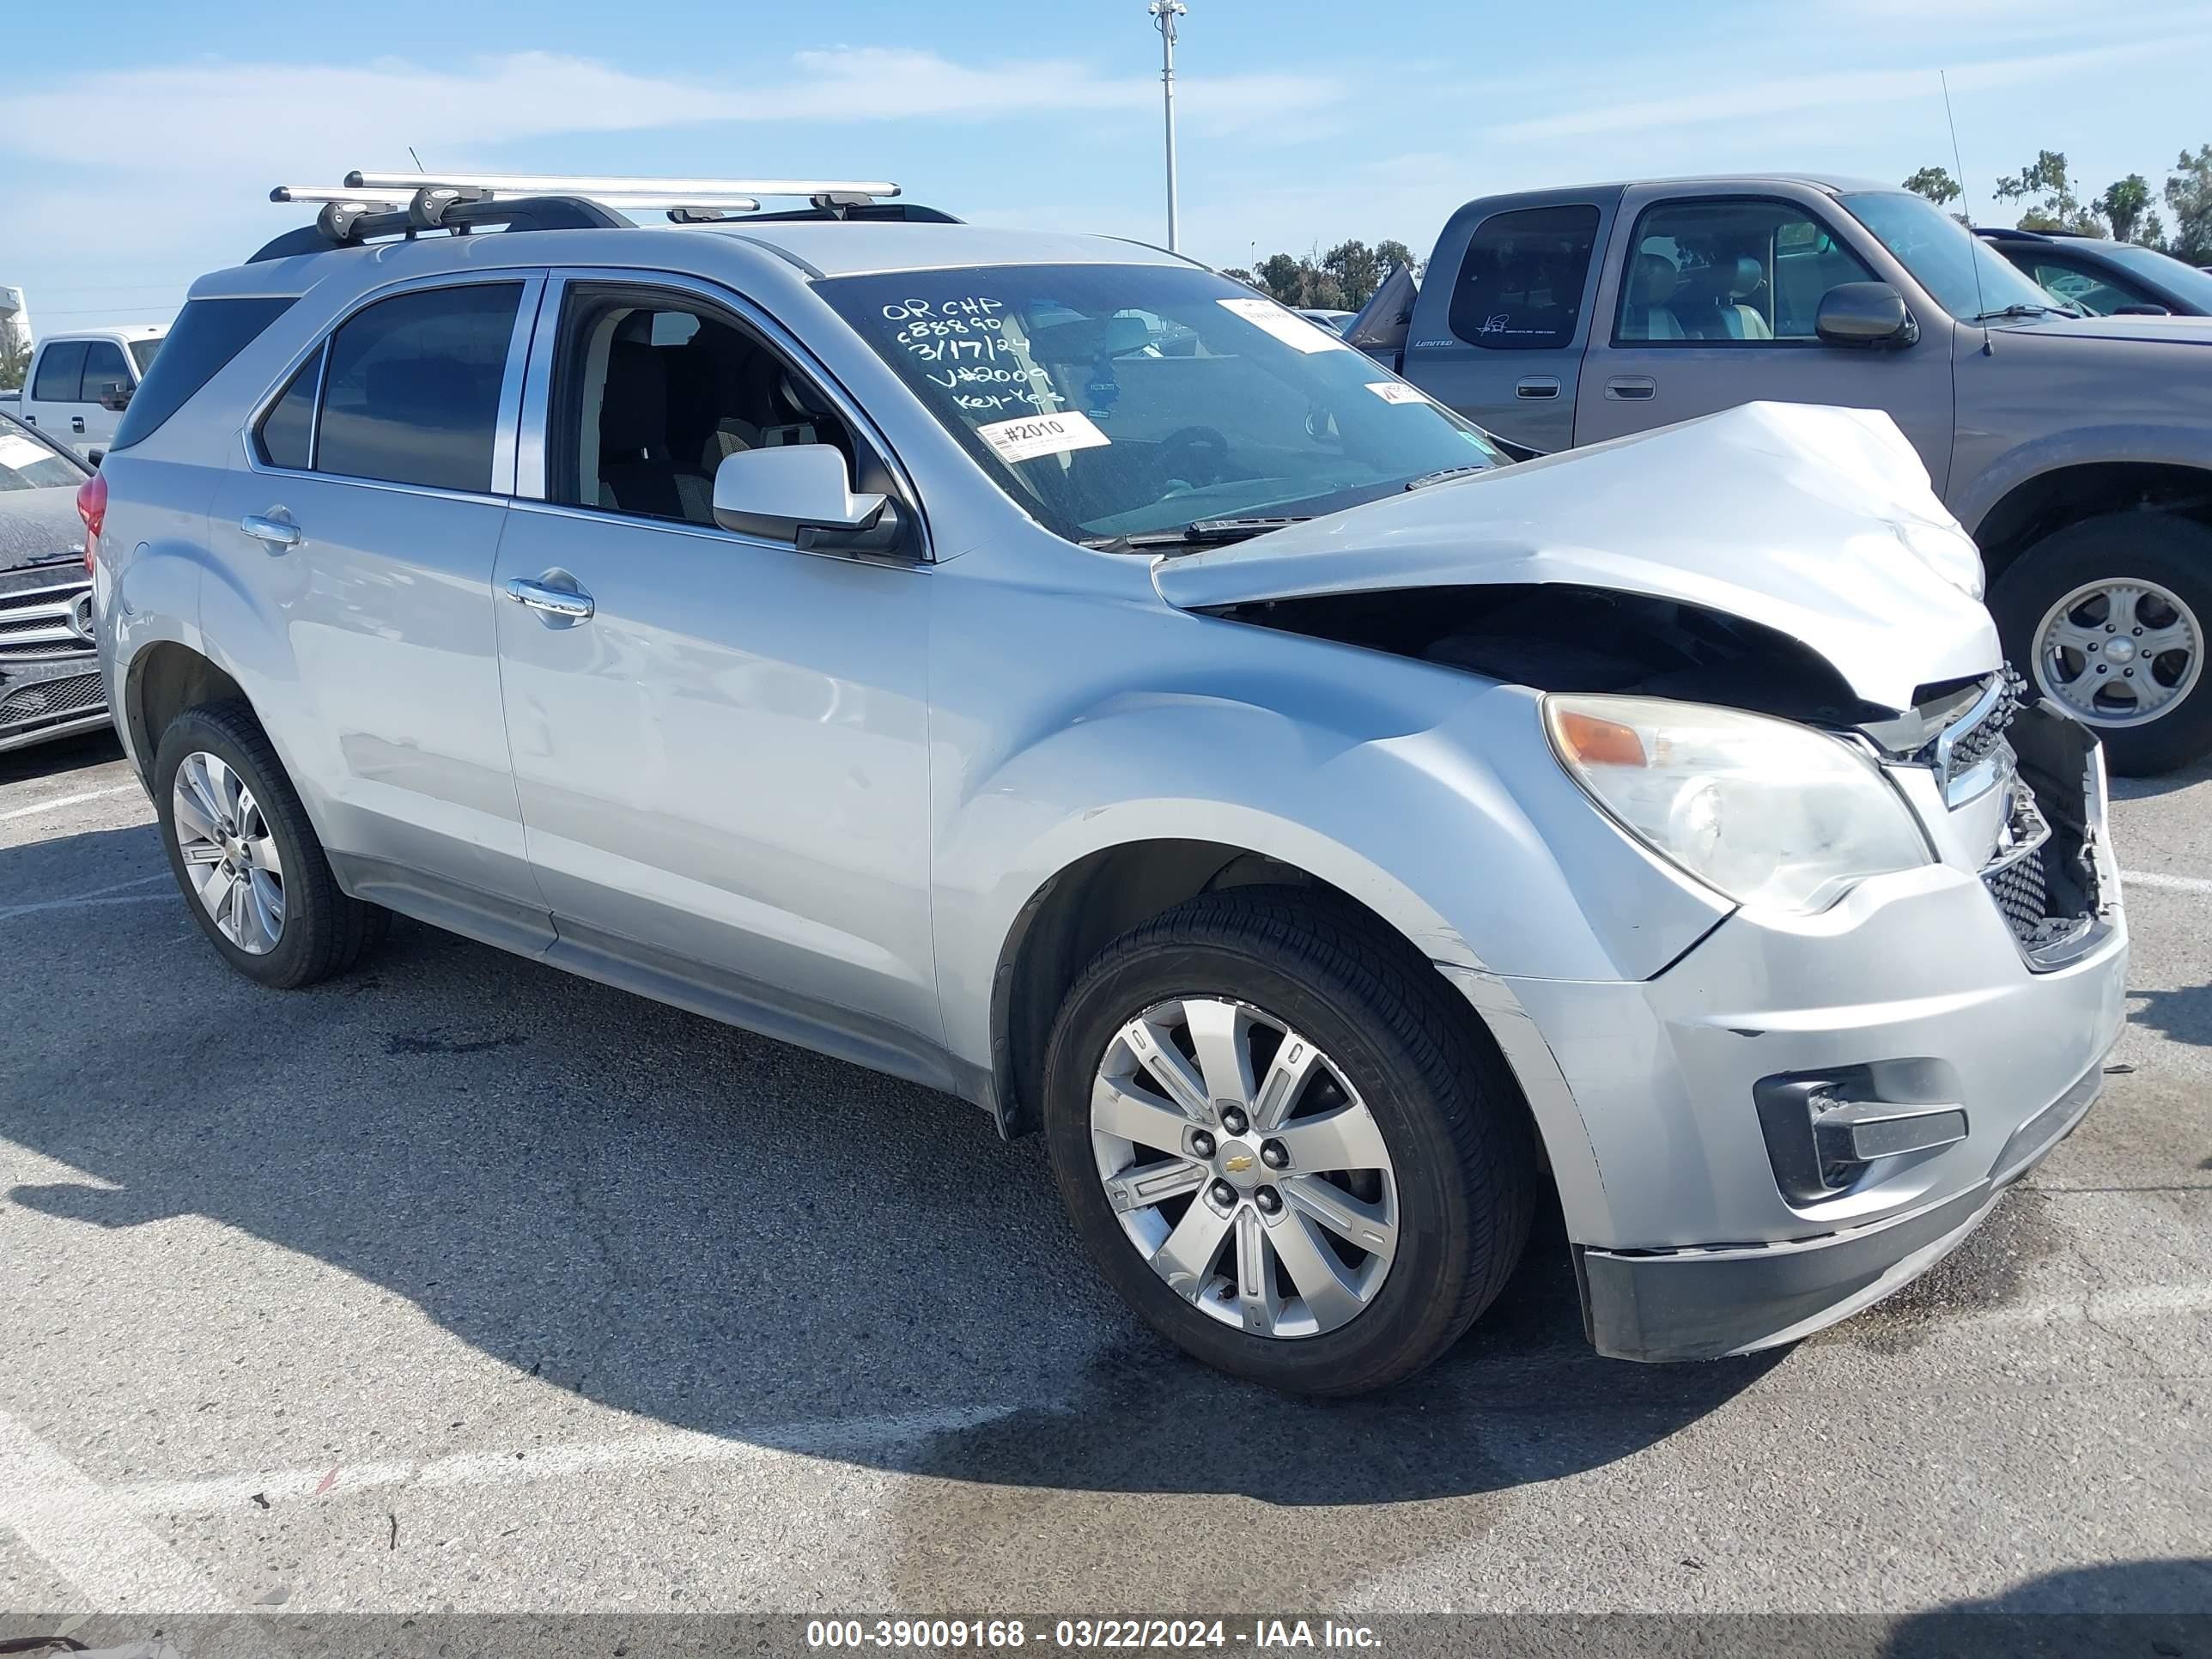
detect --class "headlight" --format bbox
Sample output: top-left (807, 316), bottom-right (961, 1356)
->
top-left (1545, 695), bottom-right (1931, 914)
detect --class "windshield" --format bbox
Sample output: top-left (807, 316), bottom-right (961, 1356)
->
top-left (817, 264), bottom-right (1504, 543)
top-left (0, 425), bottom-right (82, 491)
top-left (129, 337), bottom-right (163, 374)
top-left (2098, 242), bottom-right (2212, 311)
top-left (1839, 191), bottom-right (2064, 319)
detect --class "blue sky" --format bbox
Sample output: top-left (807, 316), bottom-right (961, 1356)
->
top-left (3, 0), bottom-right (2209, 331)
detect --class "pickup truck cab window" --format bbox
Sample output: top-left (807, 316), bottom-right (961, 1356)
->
top-left (817, 263), bottom-right (1502, 544)
top-left (1616, 199), bottom-right (1875, 344)
top-left (31, 342), bottom-right (88, 404)
top-left (1447, 204), bottom-right (1602, 350)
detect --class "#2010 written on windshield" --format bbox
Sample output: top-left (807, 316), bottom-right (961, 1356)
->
top-left (879, 294), bottom-right (1053, 417)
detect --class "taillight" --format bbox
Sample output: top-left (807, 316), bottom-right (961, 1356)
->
top-left (76, 472), bottom-right (106, 574)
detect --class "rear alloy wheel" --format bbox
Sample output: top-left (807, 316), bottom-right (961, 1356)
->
top-left (1991, 512), bottom-right (2212, 776)
top-left (1042, 888), bottom-right (1534, 1396)
top-left (153, 700), bottom-right (389, 988)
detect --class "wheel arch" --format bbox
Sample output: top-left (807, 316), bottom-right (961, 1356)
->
top-left (1970, 455), bottom-right (2212, 586)
top-left (983, 836), bottom-right (1595, 1231)
top-left (123, 640), bottom-right (246, 785)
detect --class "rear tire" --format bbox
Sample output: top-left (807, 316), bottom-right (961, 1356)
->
top-left (153, 700), bottom-right (388, 988)
top-left (1990, 512), bottom-right (2212, 776)
top-left (1041, 888), bottom-right (1534, 1396)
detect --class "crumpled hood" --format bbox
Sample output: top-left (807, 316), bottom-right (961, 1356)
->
top-left (1152, 400), bottom-right (1997, 713)
top-left (0, 486), bottom-right (87, 574)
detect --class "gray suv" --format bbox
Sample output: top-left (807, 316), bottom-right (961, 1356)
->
top-left (93, 175), bottom-right (2127, 1395)
top-left (1361, 176), bottom-right (2212, 774)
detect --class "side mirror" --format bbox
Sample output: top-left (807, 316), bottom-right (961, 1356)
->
top-left (710, 443), bottom-right (902, 555)
top-left (1816, 282), bottom-right (1918, 347)
top-left (96, 384), bottom-right (133, 413)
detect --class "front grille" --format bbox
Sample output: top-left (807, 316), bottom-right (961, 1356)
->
top-left (1984, 839), bottom-right (2050, 937)
top-left (0, 671), bottom-right (104, 725)
top-left (1942, 665), bottom-right (2027, 775)
top-left (1978, 771), bottom-right (2096, 955)
top-left (0, 577), bottom-right (95, 659)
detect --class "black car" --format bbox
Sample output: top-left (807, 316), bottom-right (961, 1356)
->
top-left (0, 411), bottom-right (106, 754)
top-left (1976, 227), bottom-right (2212, 318)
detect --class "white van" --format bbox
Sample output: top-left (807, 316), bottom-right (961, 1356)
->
top-left (20, 325), bottom-right (167, 462)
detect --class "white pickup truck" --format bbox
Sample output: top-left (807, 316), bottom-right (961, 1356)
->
top-left (19, 325), bottom-right (167, 462)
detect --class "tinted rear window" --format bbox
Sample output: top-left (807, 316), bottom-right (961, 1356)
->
top-left (1448, 204), bottom-right (1602, 349)
top-left (313, 283), bottom-right (520, 494)
top-left (111, 296), bottom-right (297, 450)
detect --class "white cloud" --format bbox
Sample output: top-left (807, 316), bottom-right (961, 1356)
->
top-left (0, 47), bottom-right (1339, 178)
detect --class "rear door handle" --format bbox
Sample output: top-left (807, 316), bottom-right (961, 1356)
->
top-left (240, 513), bottom-right (302, 550)
top-left (505, 576), bottom-right (594, 621)
top-left (1515, 377), bottom-right (1561, 400)
top-left (1604, 376), bottom-right (1656, 402)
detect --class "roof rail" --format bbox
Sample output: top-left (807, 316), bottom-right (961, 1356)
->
top-left (252, 171), bottom-right (943, 262)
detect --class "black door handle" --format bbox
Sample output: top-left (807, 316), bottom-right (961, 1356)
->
top-left (70, 416), bottom-right (86, 433)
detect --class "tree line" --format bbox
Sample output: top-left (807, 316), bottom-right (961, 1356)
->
top-left (1221, 239), bottom-right (1424, 312)
top-left (1905, 144), bottom-right (2212, 259)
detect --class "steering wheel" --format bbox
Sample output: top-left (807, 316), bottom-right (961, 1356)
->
top-left (1156, 425), bottom-right (1231, 491)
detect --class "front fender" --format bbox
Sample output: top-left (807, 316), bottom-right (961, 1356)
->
top-left (1958, 422), bottom-right (2212, 540)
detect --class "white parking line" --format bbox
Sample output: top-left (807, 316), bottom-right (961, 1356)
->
top-left (0, 782), bottom-right (143, 823)
top-left (0, 873), bottom-right (170, 924)
top-left (2120, 869), bottom-right (2212, 896)
top-left (109, 1401), bottom-right (1020, 1518)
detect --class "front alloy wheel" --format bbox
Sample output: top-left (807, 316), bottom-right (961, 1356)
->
top-left (1091, 996), bottom-right (1399, 1339)
top-left (172, 750), bottom-right (286, 954)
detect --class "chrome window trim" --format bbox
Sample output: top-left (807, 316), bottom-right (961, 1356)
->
top-left (515, 266), bottom-right (933, 562)
top-left (502, 495), bottom-right (930, 573)
top-left (240, 270), bottom-right (547, 502)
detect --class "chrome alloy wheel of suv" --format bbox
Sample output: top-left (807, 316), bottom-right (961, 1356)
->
top-left (171, 750), bottom-right (286, 954)
top-left (1090, 995), bottom-right (1400, 1339)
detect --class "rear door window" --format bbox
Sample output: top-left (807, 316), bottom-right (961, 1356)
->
top-left (1447, 204), bottom-right (1602, 349)
top-left (32, 341), bottom-right (88, 402)
top-left (313, 283), bottom-right (523, 494)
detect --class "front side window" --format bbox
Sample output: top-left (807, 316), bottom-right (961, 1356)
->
top-left (817, 264), bottom-right (1504, 544)
top-left (128, 337), bottom-right (164, 376)
top-left (1617, 199), bottom-right (1875, 343)
top-left (32, 341), bottom-right (87, 403)
top-left (313, 283), bottom-right (522, 493)
top-left (1447, 204), bottom-right (1601, 349)
top-left (550, 289), bottom-right (861, 528)
top-left (2022, 258), bottom-right (2141, 316)
top-left (2099, 242), bottom-right (2212, 310)
top-left (1839, 191), bottom-right (2060, 320)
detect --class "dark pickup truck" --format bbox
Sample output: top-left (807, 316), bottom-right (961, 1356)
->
top-left (1351, 173), bottom-right (2212, 774)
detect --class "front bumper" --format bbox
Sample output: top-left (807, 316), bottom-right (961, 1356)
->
top-left (0, 566), bottom-right (106, 754)
top-left (1576, 1057), bottom-right (2101, 1361)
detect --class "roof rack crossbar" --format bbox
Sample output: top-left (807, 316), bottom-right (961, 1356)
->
top-left (344, 170), bottom-right (898, 200)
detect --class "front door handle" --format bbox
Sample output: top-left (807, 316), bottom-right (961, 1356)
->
top-left (1604, 376), bottom-right (1657, 402)
top-left (70, 416), bottom-right (87, 433)
top-left (240, 513), bottom-right (302, 550)
top-left (505, 576), bottom-right (594, 621)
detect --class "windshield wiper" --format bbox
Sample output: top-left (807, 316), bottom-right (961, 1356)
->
top-left (1404, 464), bottom-right (1488, 491)
top-left (1972, 301), bottom-right (2081, 321)
top-left (1084, 515), bottom-right (1309, 553)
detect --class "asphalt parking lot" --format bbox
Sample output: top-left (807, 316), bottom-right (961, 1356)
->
top-left (2, 727), bottom-right (2208, 1630)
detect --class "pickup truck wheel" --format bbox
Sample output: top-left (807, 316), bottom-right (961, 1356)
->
top-left (153, 700), bottom-right (389, 988)
top-left (1040, 888), bottom-right (1534, 1396)
top-left (1991, 513), bottom-right (2212, 775)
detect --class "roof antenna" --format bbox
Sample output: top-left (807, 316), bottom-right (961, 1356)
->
top-left (1942, 70), bottom-right (1992, 355)
top-left (408, 145), bottom-right (427, 172)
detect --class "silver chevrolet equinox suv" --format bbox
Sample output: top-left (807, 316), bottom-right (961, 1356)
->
top-left (92, 173), bottom-right (2129, 1395)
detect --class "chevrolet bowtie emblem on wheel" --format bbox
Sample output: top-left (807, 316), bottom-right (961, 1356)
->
top-left (1223, 1152), bottom-right (1255, 1173)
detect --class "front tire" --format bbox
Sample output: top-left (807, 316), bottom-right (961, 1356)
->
top-left (153, 700), bottom-right (387, 988)
top-left (1041, 889), bottom-right (1534, 1396)
top-left (1990, 512), bottom-right (2212, 775)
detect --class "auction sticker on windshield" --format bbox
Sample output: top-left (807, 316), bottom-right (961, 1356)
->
top-left (1216, 297), bottom-right (1348, 354)
top-left (976, 410), bottom-right (1111, 465)
top-left (1364, 381), bottom-right (1430, 406)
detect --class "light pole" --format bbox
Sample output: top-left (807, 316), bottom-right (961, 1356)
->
top-left (1148, 1), bottom-right (1188, 252)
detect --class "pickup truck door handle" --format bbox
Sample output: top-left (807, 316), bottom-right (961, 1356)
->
top-left (240, 513), bottom-right (302, 550)
top-left (505, 576), bottom-right (594, 621)
top-left (70, 416), bottom-right (87, 433)
top-left (1604, 376), bottom-right (1657, 402)
top-left (1515, 377), bottom-right (1561, 399)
